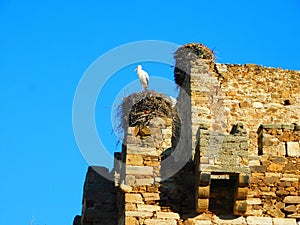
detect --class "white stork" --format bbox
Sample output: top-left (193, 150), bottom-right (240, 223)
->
top-left (135, 65), bottom-right (149, 91)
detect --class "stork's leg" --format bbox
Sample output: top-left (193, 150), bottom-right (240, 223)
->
top-left (142, 83), bottom-right (147, 91)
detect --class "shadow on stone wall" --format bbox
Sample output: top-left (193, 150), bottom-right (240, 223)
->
top-left (159, 159), bottom-right (196, 219)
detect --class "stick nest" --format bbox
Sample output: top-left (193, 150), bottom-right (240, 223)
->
top-left (174, 43), bottom-right (215, 87)
top-left (118, 91), bottom-right (175, 131)
top-left (174, 43), bottom-right (215, 61)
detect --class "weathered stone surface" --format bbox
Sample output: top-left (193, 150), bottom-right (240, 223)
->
top-left (245, 209), bottom-right (263, 217)
top-left (126, 145), bottom-right (161, 156)
top-left (267, 208), bottom-right (285, 218)
top-left (199, 172), bottom-right (211, 186)
top-left (198, 186), bottom-right (210, 198)
top-left (240, 101), bottom-right (252, 108)
top-left (126, 154), bottom-right (143, 165)
top-left (196, 199), bottom-right (209, 213)
top-left (137, 204), bottom-right (160, 212)
top-left (284, 204), bottom-right (297, 213)
top-left (234, 200), bottom-right (247, 215)
top-left (136, 178), bottom-right (155, 186)
top-left (212, 215), bottom-right (246, 224)
top-left (236, 187), bottom-right (248, 200)
top-left (267, 162), bottom-right (284, 172)
top-left (246, 198), bottom-right (261, 205)
top-left (156, 212), bottom-right (180, 219)
top-left (239, 174), bottom-right (250, 186)
top-left (280, 177), bottom-right (299, 182)
top-left (194, 220), bottom-right (212, 225)
top-left (283, 196), bottom-right (300, 204)
top-left (142, 193), bottom-right (160, 201)
top-left (246, 216), bottom-right (272, 225)
top-left (125, 216), bottom-right (139, 225)
top-left (125, 211), bottom-right (153, 218)
top-left (126, 165), bottom-right (153, 175)
top-left (273, 218), bottom-right (297, 225)
top-left (287, 213), bottom-right (300, 218)
top-left (144, 219), bottom-right (177, 225)
top-left (125, 203), bottom-right (137, 211)
top-left (253, 102), bottom-right (264, 108)
top-left (125, 175), bottom-right (136, 186)
top-left (125, 193), bottom-right (143, 203)
top-left (287, 142), bottom-right (300, 157)
top-left (250, 165), bottom-right (267, 172)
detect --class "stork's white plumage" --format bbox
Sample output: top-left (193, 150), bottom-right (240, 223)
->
top-left (135, 65), bottom-right (149, 91)
top-left (169, 96), bottom-right (177, 108)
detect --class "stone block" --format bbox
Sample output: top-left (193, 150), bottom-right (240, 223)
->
top-left (246, 198), bottom-right (262, 205)
top-left (287, 142), bottom-right (300, 157)
top-left (193, 213), bottom-right (213, 220)
top-left (198, 186), bottom-right (210, 198)
top-left (262, 145), bottom-right (285, 157)
top-left (121, 183), bottom-right (133, 192)
top-left (284, 204), bottom-right (297, 213)
top-left (233, 200), bottom-right (247, 215)
top-left (200, 157), bottom-right (209, 164)
top-left (280, 177), bottom-right (299, 182)
top-left (245, 209), bottom-right (263, 217)
top-left (142, 193), bottom-right (160, 201)
top-left (246, 216), bottom-right (272, 225)
top-left (126, 145), bottom-right (160, 156)
top-left (126, 154), bottom-right (143, 165)
top-left (249, 159), bottom-right (260, 166)
top-left (273, 218), bottom-right (297, 225)
top-left (238, 173), bottom-right (250, 186)
top-left (126, 165), bottom-right (153, 175)
top-left (287, 213), bottom-right (300, 218)
top-left (283, 196), bottom-right (300, 204)
top-left (212, 215), bottom-right (246, 224)
top-left (136, 178), bottom-right (155, 186)
top-left (156, 212), bottom-right (180, 219)
top-left (260, 192), bottom-right (276, 197)
top-left (125, 193), bottom-right (143, 203)
top-left (183, 219), bottom-right (196, 225)
top-left (137, 204), bottom-right (160, 212)
top-left (268, 208), bottom-right (285, 218)
top-left (125, 216), bottom-right (139, 225)
top-left (199, 172), bottom-right (211, 186)
top-left (267, 162), bottom-right (284, 172)
top-left (239, 101), bottom-right (252, 108)
top-left (235, 187), bottom-right (248, 200)
top-left (125, 211), bottom-right (153, 218)
top-left (253, 102), bottom-right (264, 108)
top-left (194, 220), bottom-right (212, 225)
top-left (124, 174), bottom-right (136, 186)
top-left (196, 199), bottom-right (209, 213)
top-left (250, 165), bottom-right (267, 172)
top-left (281, 90), bottom-right (290, 98)
top-left (125, 203), bottom-right (137, 211)
top-left (144, 219), bottom-right (177, 225)
top-left (276, 202), bottom-right (285, 209)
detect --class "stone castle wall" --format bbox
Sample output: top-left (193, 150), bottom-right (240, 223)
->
top-left (190, 62), bottom-right (300, 155)
top-left (74, 43), bottom-right (300, 225)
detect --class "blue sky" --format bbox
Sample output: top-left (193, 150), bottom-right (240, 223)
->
top-left (0, 1), bottom-right (299, 225)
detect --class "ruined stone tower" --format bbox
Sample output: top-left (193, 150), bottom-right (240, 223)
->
top-left (74, 43), bottom-right (300, 225)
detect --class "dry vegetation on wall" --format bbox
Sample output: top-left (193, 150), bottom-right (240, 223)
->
top-left (175, 43), bottom-right (215, 61)
top-left (116, 91), bottom-right (179, 136)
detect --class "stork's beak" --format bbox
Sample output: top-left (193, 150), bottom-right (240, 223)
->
top-left (134, 67), bottom-right (137, 71)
